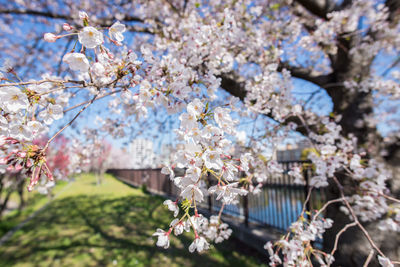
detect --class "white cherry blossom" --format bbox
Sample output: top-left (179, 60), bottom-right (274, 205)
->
top-left (180, 184), bottom-right (204, 202)
top-left (188, 236), bottom-right (209, 253)
top-left (39, 104), bottom-right (63, 125)
top-left (202, 150), bottom-right (223, 170)
top-left (78, 26), bottom-right (103, 49)
top-left (163, 199), bottom-right (179, 217)
top-left (152, 229), bottom-right (170, 249)
top-left (0, 86), bottom-right (29, 113)
top-left (187, 98), bottom-right (204, 118)
top-left (109, 21), bottom-right (126, 42)
top-left (9, 124), bottom-right (32, 140)
top-left (378, 256), bottom-right (394, 267)
top-left (63, 53), bottom-right (90, 72)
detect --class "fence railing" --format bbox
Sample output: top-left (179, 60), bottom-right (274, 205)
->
top-left (107, 161), bottom-right (326, 233)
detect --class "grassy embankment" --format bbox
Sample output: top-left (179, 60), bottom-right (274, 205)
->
top-left (0, 173), bottom-right (268, 267)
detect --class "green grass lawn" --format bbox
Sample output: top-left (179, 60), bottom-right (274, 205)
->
top-left (0, 173), bottom-right (268, 267)
top-left (0, 180), bottom-right (69, 237)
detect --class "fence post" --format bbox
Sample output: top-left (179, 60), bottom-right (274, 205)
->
top-left (168, 176), bottom-right (172, 196)
top-left (303, 164), bottom-right (311, 217)
top-left (243, 195), bottom-right (249, 227)
top-left (241, 170), bottom-right (249, 227)
top-left (157, 170), bottom-right (161, 193)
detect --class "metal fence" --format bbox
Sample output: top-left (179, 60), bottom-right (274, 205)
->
top-left (107, 161), bottom-right (326, 233)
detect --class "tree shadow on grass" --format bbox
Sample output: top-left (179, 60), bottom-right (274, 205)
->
top-left (0, 194), bottom-right (267, 267)
top-left (0, 193), bottom-right (47, 237)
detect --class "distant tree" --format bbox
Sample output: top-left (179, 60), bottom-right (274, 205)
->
top-left (90, 139), bottom-right (112, 185)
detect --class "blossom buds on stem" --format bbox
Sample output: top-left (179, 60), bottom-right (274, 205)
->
top-left (63, 23), bottom-right (73, 31)
top-left (43, 33), bottom-right (59, 43)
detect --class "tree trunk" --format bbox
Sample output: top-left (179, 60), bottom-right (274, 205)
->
top-left (17, 178), bottom-right (25, 212)
top-left (322, 86), bottom-right (400, 266)
top-left (323, 172), bottom-right (400, 266)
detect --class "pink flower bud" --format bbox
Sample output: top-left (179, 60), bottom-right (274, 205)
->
top-left (14, 164), bottom-right (23, 172)
top-left (17, 152), bottom-right (26, 158)
top-left (6, 137), bottom-right (19, 144)
top-left (63, 23), bottom-right (73, 31)
top-left (6, 165), bottom-right (14, 171)
top-left (26, 160), bottom-right (32, 168)
top-left (44, 33), bottom-right (58, 43)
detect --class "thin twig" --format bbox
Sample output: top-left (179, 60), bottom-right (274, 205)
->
top-left (378, 192), bottom-right (400, 204)
top-left (328, 221), bottom-right (357, 267)
top-left (63, 89), bottom-right (122, 113)
top-left (300, 186), bottom-right (313, 216)
top-left (313, 198), bottom-right (343, 220)
top-left (43, 93), bottom-right (98, 151)
top-left (217, 203), bottom-right (225, 221)
top-left (0, 79), bottom-right (86, 87)
top-left (363, 249), bottom-right (374, 267)
top-left (332, 176), bottom-right (388, 259)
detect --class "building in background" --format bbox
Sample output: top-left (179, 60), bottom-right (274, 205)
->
top-left (129, 139), bottom-right (157, 169)
top-left (276, 139), bottom-right (311, 162)
top-left (159, 144), bottom-right (174, 167)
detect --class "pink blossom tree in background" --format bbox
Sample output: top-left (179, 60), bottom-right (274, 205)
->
top-left (81, 133), bottom-right (112, 185)
top-left (33, 135), bottom-right (71, 180)
top-left (0, 134), bottom-right (72, 216)
top-left (0, 160), bottom-right (25, 218)
top-left (0, 0), bottom-right (399, 266)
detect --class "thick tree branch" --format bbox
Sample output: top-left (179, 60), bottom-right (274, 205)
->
top-left (219, 60), bottom-right (336, 136)
top-left (219, 71), bottom-right (313, 136)
top-left (0, 8), bottom-right (144, 23)
top-left (0, 8), bottom-right (151, 33)
top-left (295, 0), bottom-right (352, 19)
top-left (386, 0), bottom-right (400, 25)
top-left (295, 0), bottom-right (333, 19)
top-left (277, 61), bottom-right (333, 87)
top-left (220, 61), bottom-right (333, 102)
top-left (0, 8), bottom-right (70, 20)
top-left (220, 73), bottom-right (246, 101)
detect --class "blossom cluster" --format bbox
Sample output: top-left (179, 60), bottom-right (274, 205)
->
top-left (265, 215), bottom-right (334, 266)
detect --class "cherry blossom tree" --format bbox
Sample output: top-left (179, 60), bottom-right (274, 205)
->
top-left (0, 134), bottom-right (72, 216)
top-left (0, 0), bottom-right (399, 266)
top-left (82, 134), bottom-right (112, 184)
top-left (0, 169), bottom-right (25, 218)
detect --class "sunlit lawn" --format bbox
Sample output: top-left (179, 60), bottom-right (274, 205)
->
top-left (0, 180), bottom-right (69, 238)
top-left (0, 173), bottom-right (268, 267)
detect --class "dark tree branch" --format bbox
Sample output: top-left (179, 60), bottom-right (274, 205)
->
top-left (0, 8), bottom-right (70, 20)
top-left (295, 0), bottom-right (333, 19)
top-left (0, 8), bottom-right (144, 23)
top-left (295, 0), bottom-right (352, 19)
top-left (296, 0), bottom-right (352, 19)
top-left (386, 0), bottom-right (400, 25)
top-left (220, 73), bottom-right (246, 100)
top-left (219, 59), bottom-right (336, 136)
top-left (277, 61), bottom-right (334, 87)
top-left (0, 8), bottom-right (151, 33)
top-left (219, 72), bottom-right (313, 136)
top-left (220, 61), bottom-right (334, 98)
